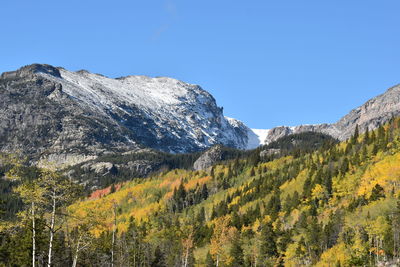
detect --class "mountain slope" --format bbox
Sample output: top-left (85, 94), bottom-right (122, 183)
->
top-left (258, 84), bottom-right (400, 145)
top-left (0, 64), bottom-right (250, 163)
top-left (62, 116), bottom-right (400, 266)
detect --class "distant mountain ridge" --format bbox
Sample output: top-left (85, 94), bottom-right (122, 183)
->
top-left (260, 83), bottom-right (400, 145)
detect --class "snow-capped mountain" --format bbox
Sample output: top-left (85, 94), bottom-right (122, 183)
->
top-left (0, 64), bottom-right (250, 163)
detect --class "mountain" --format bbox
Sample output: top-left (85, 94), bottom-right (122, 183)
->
top-left (259, 84), bottom-right (400, 145)
top-left (1, 63), bottom-right (400, 166)
top-left (0, 64), bottom-right (251, 164)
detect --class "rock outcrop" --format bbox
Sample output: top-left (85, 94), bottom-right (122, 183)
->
top-left (193, 145), bottom-right (223, 170)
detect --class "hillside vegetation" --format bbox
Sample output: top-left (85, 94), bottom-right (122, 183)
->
top-left (2, 119), bottom-right (400, 266)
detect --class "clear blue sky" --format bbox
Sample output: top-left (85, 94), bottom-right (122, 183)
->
top-left (1, 1), bottom-right (399, 129)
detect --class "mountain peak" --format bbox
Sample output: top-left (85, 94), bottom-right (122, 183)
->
top-left (1, 64), bottom-right (61, 79)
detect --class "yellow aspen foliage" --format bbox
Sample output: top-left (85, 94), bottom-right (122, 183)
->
top-left (280, 169), bottom-right (308, 199)
top-left (351, 230), bottom-right (369, 260)
top-left (316, 243), bottom-right (350, 267)
top-left (185, 175), bottom-right (211, 189)
top-left (210, 216), bottom-right (237, 266)
top-left (228, 196), bottom-right (241, 207)
top-left (365, 216), bottom-right (390, 242)
top-left (311, 184), bottom-right (327, 201)
top-left (284, 242), bottom-right (306, 267)
top-left (357, 152), bottom-right (400, 198)
top-left (252, 219), bottom-right (261, 233)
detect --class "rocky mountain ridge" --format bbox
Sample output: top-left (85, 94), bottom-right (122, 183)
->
top-left (260, 84), bottom-right (400, 145)
top-left (0, 64), bottom-right (251, 164)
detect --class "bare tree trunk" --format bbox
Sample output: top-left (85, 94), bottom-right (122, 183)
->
top-left (183, 245), bottom-right (189, 267)
top-left (48, 190), bottom-right (56, 267)
top-left (111, 204), bottom-right (117, 267)
top-left (72, 235), bottom-right (81, 267)
top-left (32, 201), bottom-right (36, 267)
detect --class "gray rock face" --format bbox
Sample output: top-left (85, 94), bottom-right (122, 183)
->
top-left (0, 64), bottom-right (140, 163)
top-left (334, 84), bottom-right (400, 140)
top-left (193, 145), bottom-right (223, 170)
top-left (0, 64), bottom-right (250, 164)
top-left (117, 160), bottom-right (159, 177)
top-left (260, 149), bottom-right (280, 158)
top-left (81, 159), bottom-right (156, 177)
top-left (81, 162), bottom-right (115, 174)
top-left (262, 84), bottom-right (400, 144)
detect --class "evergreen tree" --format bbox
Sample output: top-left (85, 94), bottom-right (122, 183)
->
top-left (340, 158), bottom-right (349, 176)
top-left (201, 184), bottom-right (209, 200)
top-left (229, 234), bottom-right (244, 267)
top-left (250, 168), bottom-right (255, 177)
top-left (351, 124), bottom-right (359, 144)
top-left (324, 176), bottom-right (333, 198)
top-left (303, 176), bottom-right (312, 198)
top-left (369, 184), bottom-right (385, 201)
top-left (363, 127), bottom-right (370, 144)
top-left (260, 222), bottom-right (277, 259)
top-left (110, 184), bottom-right (116, 194)
top-left (205, 251), bottom-right (215, 267)
top-left (151, 246), bottom-right (165, 267)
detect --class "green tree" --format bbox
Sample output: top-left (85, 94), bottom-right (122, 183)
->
top-left (151, 246), bottom-right (166, 267)
top-left (351, 124), bottom-right (360, 144)
top-left (369, 184), bottom-right (385, 201)
top-left (205, 251), bottom-right (215, 267)
top-left (259, 222), bottom-right (277, 260)
top-left (229, 233), bottom-right (244, 267)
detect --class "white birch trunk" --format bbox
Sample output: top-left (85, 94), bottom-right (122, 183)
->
top-left (48, 190), bottom-right (56, 267)
top-left (72, 236), bottom-right (81, 267)
top-left (111, 204), bottom-right (116, 267)
top-left (32, 201), bottom-right (36, 267)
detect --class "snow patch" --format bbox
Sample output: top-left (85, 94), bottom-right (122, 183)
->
top-left (246, 129), bottom-right (270, 149)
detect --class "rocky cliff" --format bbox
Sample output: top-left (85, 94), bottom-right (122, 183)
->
top-left (193, 145), bottom-right (223, 170)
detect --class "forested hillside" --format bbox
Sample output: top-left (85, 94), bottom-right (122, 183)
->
top-left (2, 118), bottom-right (400, 266)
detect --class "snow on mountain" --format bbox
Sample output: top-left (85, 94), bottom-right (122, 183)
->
top-left (247, 129), bottom-right (270, 149)
top-left (40, 71), bottom-right (400, 154)
top-left (34, 65), bottom-right (250, 153)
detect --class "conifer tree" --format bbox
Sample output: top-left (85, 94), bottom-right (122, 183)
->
top-left (363, 127), bottom-right (370, 144)
top-left (250, 167), bottom-right (255, 177)
top-left (260, 222), bottom-right (277, 260)
top-left (205, 251), bottom-right (214, 267)
top-left (201, 184), bottom-right (209, 200)
top-left (229, 233), bottom-right (244, 267)
top-left (151, 246), bottom-right (165, 267)
top-left (351, 125), bottom-right (359, 144)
